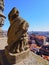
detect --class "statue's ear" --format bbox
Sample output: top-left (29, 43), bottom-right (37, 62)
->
top-left (8, 7), bottom-right (19, 18)
top-left (8, 7), bottom-right (19, 25)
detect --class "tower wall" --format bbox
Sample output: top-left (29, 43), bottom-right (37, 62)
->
top-left (0, 0), bottom-right (6, 37)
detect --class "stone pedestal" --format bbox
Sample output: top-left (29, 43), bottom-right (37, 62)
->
top-left (5, 46), bottom-right (29, 64)
top-left (0, 46), bottom-right (49, 65)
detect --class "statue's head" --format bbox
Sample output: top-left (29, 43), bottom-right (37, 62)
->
top-left (8, 7), bottom-right (19, 25)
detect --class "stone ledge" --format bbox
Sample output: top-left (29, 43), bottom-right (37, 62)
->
top-left (5, 46), bottom-right (29, 64)
top-left (0, 48), bottom-right (49, 65)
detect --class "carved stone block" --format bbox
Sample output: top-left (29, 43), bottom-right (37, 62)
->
top-left (5, 46), bottom-right (29, 64)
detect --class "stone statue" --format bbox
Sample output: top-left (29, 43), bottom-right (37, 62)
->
top-left (7, 7), bottom-right (29, 53)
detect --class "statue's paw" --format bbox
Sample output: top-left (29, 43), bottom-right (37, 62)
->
top-left (24, 47), bottom-right (28, 50)
top-left (15, 49), bottom-right (20, 53)
top-left (19, 48), bottom-right (24, 52)
top-left (10, 49), bottom-right (16, 53)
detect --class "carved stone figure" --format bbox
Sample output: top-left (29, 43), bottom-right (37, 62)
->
top-left (7, 7), bottom-right (29, 53)
top-left (0, 0), bottom-right (6, 37)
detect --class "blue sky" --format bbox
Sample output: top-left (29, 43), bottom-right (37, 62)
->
top-left (2, 0), bottom-right (49, 31)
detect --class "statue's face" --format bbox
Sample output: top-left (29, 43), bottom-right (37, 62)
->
top-left (0, 17), bottom-right (5, 27)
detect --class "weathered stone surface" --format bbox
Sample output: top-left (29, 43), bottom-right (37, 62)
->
top-left (7, 7), bottom-right (29, 53)
top-left (15, 51), bottom-right (49, 65)
top-left (0, 0), bottom-right (6, 37)
top-left (0, 0), bottom-right (6, 26)
top-left (5, 49), bottom-right (49, 65)
top-left (0, 0), bottom-right (4, 11)
top-left (5, 47), bottom-right (29, 64)
top-left (7, 18), bottom-right (29, 45)
top-left (8, 7), bottom-right (19, 25)
top-left (0, 38), bottom-right (49, 65)
top-left (0, 49), bottom-right (49, 65)
top-left (4, 7), bottom-right (29, 65)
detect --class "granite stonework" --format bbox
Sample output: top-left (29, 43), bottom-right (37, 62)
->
top-left (0, 0), bottom-right (6, 37)
top-left (0, 49), bottom-right (49, 65)
top-left (4, 7), bottom-right (29, 65)
top-left (6, 7), bottom-right (29, 54)
top-left (5, 48), bottom-right (29, 64)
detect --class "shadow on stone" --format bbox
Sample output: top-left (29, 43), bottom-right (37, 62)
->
top-left (0, 49), bottom-right (11, 65)
top-left (5, 46), bottom-right (29, 64)
top-left (0, 49), bottom-right (29, 65)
